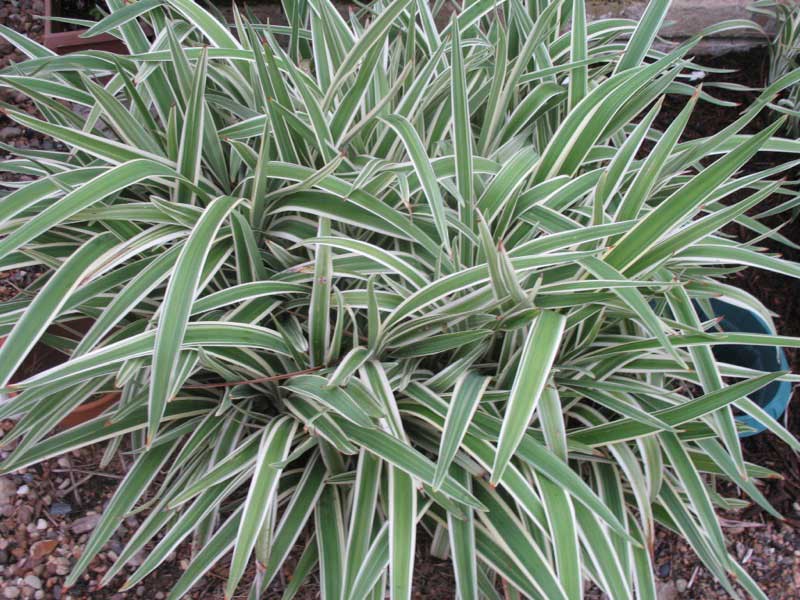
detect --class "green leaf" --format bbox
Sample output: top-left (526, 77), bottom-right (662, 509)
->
top-left (606, 120), bottom-right (783, 272)
top-left (334, 419), bottom-right (485, 511)
top-left (0, 233), bottom-right (116, 387)
top-left (226, 417), bottom-right (297, 598)
top-left (343, 450), bottom-right (383, 595)
top-left (66, 438), bottom-right (179, 587)
top-left (0, 160), bottom-right (176, 261)
top-left (323, 0), bottom-right (414, 105)
top-left (571, 372), bottom-right (786, 445)
top-left (447, 466), bottom-right (479, 600)
top-left (433, 372), bottom-right (489, 489)
top-left (616, 0), bottom-right (673, 72)
top-left (382, 114), bottom-right (451, 251)
top-left (284, 374), bottom-right (375, 428)
top-left (149, 196), bottom-right (242, 444)
top-left (492, 311), bottom-right (565, 484)
top-left (389, 466), bottom-right (416, 600)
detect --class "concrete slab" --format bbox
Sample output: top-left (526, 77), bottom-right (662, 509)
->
top-left (588, 0), bottom-right (773, 54)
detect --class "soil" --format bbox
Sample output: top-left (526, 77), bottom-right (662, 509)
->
top-left (53, 0), bottom-right (102, 32)
top-left (1, 5), bottom-right (800, 600)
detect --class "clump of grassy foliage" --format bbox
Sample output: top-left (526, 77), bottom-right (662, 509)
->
top-left (1, 1), bottom-right (800, 598)
top-left (753, 0), bottom-right (800, 135)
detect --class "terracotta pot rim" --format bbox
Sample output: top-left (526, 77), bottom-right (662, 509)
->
top-left (57, 391), bottom-right (121, 429)
top-left (0, 335), bottom-right (120, 428)
top-left (42, 1), bottom-right (148, 54)
top-left (43, 29), bottom-right (129, 54)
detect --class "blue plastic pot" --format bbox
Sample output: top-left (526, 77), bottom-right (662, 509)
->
top-left (699, 298), bottom-right (792, 437)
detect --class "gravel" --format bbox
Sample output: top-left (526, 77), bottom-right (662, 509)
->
top-left (0, 0), bottom-right (48, 163)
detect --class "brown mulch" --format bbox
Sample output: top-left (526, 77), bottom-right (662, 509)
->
top-left (1, 3), bottom-right (800, 599)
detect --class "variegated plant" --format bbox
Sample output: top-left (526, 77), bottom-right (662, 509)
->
top-left (1, 0), bottom-right (800, 598)
top-left (752, 0), bottom-right (800, 136)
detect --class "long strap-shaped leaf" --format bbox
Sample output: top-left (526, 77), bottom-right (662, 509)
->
top-left (0, 400), bottom-right (211, 474)
top-left (334, 418), bottom-right (484, 510)
top-left (12, 322), bottom-right (289, 392)
top-left (121, 478), bottom-right (232, 590)
top-left (83, 0), bottom-right (163, 37)
top-left (163, 0), bottom-right (241, 49)
top-left (534, 469), bottom-right (582, 600)
top-left (226, 417), bottom-right (297, 599)
top-left (389, 466), bottom-right (416, 600)
top-left (475, 481), bottom-right (568, 600)
top-left (605, 120), bottom-right (782, 272)
top-left (0, 23), bottom-right (55, 58)
top-left (614, 90), bottom-right (698, 223)
top-left (433, 371), bottom-right (490, 489)
top-left (666, 286), bottom-right (746, 477)
top-left (579, 256), bottom-right (685, 368)
top-left (0, 166), bottom-right (104, 224)
top-left (0, 160), bottom-right (176, 262)
top-left (284, 374), bottom-right (376, 427)
top-left (347, 523), bottom-right (390, 600)
top-left (322, 0), bottom-right (414, 107)
top-left (0, 233), bottom-right (117, 387)
top-left (448, 465), bottom-right (479, 600)
top-left (166, 507), bottom-right (243, 600)
top-left (309, 218), bottom-right (331, 366)
top-left (260, 454), bottom-right (326, 587)
top-left (65, 437), bottom-right (179, 588)
top-left (344, 450), bottom-right (383, 595)
top-left (491, 310), bottom-right (565, 484)
top-left (149, 195), bottom-right (242, 444)
top-left (315, 483), bottom-right (346, 600)
top-left (382, 114), bottom-right (451, 254)
top-left (74, 245), bottom-right (182, 356)
top-left (176, 48), bottom-right (207, 204)
top-left (568, 0), bottom-right (588, 108)
top-left (4, 108), bottom-right (173, 166)
top-left (615, 0), bottom-right (673, 73)
top-left (570, 371), bottom-right (785, 445)
top-left (449, 17), bottom-right (474, 263)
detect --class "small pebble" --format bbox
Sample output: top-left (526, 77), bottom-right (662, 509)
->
top-left (656, 582), bottom-right (677, 600)
top-left (0, 126), bottom-right (22, 141)
top-left (52, 557), bottom-right (70, 576)
top-left (35, 518), bottom-right (47, 530)
top-left (23, 575), bottom-right (42, 590)
top-left (0, 478), bottom-right (15, 503)
top-left (49, 502), bottom-right (72, 516)
top-left (16, 484), bottom-right (30, 496)
top-left (675, 578), bottom-right (687, 593)
top-left (71, 514), bottom-right (101, 534)
top-left (2, 586), bottom-right (20, 600)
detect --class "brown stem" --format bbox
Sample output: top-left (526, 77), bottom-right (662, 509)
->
top-left (183, 365), bottom-right (323, 390)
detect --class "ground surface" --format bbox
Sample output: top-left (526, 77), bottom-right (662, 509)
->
top-left (1, 2), bottom-right (800, 598)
